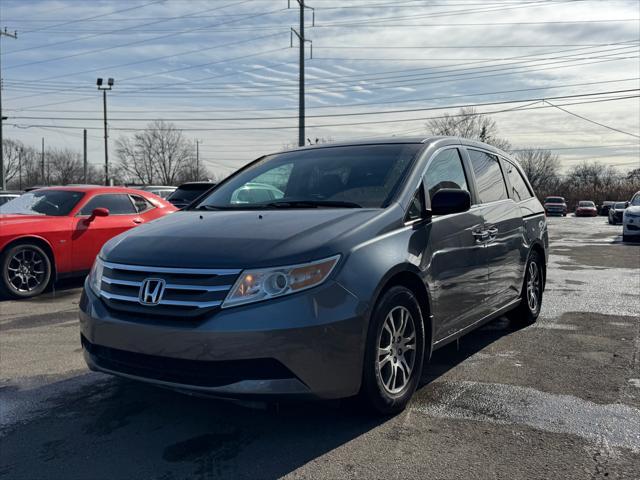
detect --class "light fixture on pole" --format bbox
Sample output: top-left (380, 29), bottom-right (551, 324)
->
top-left (97, 77), bottom-right (114, 186)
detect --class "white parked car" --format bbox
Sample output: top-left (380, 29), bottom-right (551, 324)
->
top-left (622, 191), bottom-right (640, 242)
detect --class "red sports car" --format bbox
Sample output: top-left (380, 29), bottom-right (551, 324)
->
top-left (0, 186), bottom-right (177, 298)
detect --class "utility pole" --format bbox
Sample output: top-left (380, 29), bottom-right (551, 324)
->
top-left (97, 78), bottom-right (114, 186)
top-left (18, 147), bottom-right (22, 190)
top-left (196, 140), bottom-right (200, 181)
top-left (0, 27), bottom-right (18, 191)
top-left (289, 1), bottom-right (314, 147)
top-left (41, 138), bottom-right (45, 185)
top-left (83, 129), bottom-right (87, 183)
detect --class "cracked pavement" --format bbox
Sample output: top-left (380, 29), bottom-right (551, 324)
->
top-left (1, 215), bottom-right (639, 479)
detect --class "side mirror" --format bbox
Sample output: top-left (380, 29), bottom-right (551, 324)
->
top-left (85, 207), bottom-right (109, 223)
top-left (626, 202), bottom-right (630, 208)
top-left (431, 189), bottom-right (471, 216)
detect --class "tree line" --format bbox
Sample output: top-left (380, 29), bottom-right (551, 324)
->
top-left (3, 115), bottom-right (638, 205)
top-left (2, 120), bottom-right (215, 190)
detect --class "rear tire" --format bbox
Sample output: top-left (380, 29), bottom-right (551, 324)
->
top-left (508, 250), bottom-right (543, 327)
top-left (359, 285), bottom-right (425, 415)
top-left (0, 243), bottom-right (52, 299)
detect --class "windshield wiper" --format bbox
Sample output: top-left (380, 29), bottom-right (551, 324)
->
top-left (264, 200), bottom-right (362, 209)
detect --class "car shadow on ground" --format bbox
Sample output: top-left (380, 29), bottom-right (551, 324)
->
top-left (0, 277), bottom-right (85, 302)
top-left (0, 316), bottom-right (523, 479)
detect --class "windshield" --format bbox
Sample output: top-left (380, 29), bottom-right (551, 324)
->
top-left (579, 201), bottom-right (595, 207)
top-left (545, 197), bottom-right (564, 203)
top-left (195, 144), bottom-right (422, 210)
top-left (631, 194), bottom-right (640, 207)
top-left (168, 185), bottom-right (213, 203)
top-left (614, 202), bottom-right (627, 209)
top-left (0, 190), bottom-right (85, 216)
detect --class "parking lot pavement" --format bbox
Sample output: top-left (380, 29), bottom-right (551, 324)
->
top-left (1, 215), bottom-right (639, 480)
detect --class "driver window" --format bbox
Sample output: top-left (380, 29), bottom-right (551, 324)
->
top-left (79, 194), bottom-right (137, 215)
top-left (424, 149), bottom-right (469, 207)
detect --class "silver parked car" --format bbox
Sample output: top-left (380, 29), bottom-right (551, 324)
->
top-left (80, 137), bottom-right (548, 414)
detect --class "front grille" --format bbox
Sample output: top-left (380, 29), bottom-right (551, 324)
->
top-left (82, 336), bottom-right (296, 387)
top-left (99, 261), bottom-right (240, 318)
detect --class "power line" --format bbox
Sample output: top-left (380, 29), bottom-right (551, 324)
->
top-left (10, 88), bottom-right (639, 122)
top-left (4, 5), bottom-right (287, 70)
top-left (7, 77), bottom-right (636, 114)
top-left (8, 92), bottom-right (637, 132)
top-left (544, 100), bottom-right (640, 138)
top-left (20, 0), bottom-right (165, 34)
top-left (3, 1), bottom-right (255, 56)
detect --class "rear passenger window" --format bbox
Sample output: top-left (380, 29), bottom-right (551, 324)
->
top-left (467, 149), bottom-right (508, 204)
top-left (424, 149), bottom-right (469, 206)
top-left (130, 195), bottom-right (154, 213)
top-left (504, 160), bottom-right (533, 201)
top-left (79, 194), bottom-right (136, 215)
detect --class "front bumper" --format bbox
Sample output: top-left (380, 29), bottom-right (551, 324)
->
top-left (79, 279), bottom-right (367, 399)
top-left (623, 217), bottom-right (640, 236)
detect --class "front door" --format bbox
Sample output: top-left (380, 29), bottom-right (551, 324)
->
top-left (421, 148), bottom-right (489, 341)
top-left (72, 193), bottom-right (143, 271)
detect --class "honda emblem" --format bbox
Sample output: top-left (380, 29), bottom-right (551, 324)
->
top-left (138, 278), bottom-right (166, 306)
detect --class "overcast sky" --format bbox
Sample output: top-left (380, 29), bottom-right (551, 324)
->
top-left (1, 0), bottom-right (639, 176)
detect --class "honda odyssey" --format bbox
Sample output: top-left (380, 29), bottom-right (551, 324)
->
top-left (80, 137), bottom-right (548, 414)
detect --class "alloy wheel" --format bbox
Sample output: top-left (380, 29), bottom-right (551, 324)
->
top-left (377, 306), bottom-right (417, 394)
top-left (7, 248), bottom-right (47, 293)
top-left (526, 261), bottom-right (541, 314)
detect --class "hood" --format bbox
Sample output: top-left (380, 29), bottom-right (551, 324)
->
top-left (0, 214), bottom-right (69, 237)
top-left (102, 208), bottom-right (392, 269)
top-left (625, 205), bottom-right (640, 214)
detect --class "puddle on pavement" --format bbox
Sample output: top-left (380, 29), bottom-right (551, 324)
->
top-left (414, 381), bottom-right (640, 452)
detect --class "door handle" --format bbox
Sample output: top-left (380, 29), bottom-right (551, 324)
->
top-left (132, 218), bottom-right (143, 224)
top-left (472, 228), bottom-right (489, 243)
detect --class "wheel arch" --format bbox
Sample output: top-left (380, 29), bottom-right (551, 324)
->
top-left (528, 240), bottom-right (547, 290)
top-left (1, 236), bottom-right (57, 280)
top-left (371, 265), bottom-right (434, 361)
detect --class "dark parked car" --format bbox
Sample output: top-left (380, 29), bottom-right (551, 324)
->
top-left (0, 191), bottom-right (21, 206)
top-left (80, 137), bottom-right (548, 415)
top-left (575, 200), bottom-right (597, 217)
top-left (608, 202), bottom-right (626, 225)
top-left (166, 181), bottom-right (216, 209)
top-left (543, 196), bottom-right (567, 216)
top-left (599, 200), bottom-right (615, 216)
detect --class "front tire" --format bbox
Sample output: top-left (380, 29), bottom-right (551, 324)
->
top-left (359, 286), bottom-right (425, 415)
top-left (508, 250), bottom-right (543, 327)
top-left (0, 243), bottom-right (52, 298)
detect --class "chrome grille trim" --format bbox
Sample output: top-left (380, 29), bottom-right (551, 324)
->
top-left (102, 261), bottom-right (240, 276)
top-left (102, 276), bottom-right (231, 292)
top-left (100, 291), bottom-right (222, 309)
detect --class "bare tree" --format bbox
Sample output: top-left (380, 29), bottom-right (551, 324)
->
top-left (116, 121), bottom-right (204, 185)
top-left (513, 148), bottom-right (561, 198)
top-left (425, 107), bottom-right (511, 151)
top-left (2, 138), bottom-right (23, 184)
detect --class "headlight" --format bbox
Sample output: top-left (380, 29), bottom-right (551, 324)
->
top-left (88, 256), bottom-right (104, 296)
top-left (222, 255), bottom-right (340, 308)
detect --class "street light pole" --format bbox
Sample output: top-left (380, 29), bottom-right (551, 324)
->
top-left (0, 27), bottom-right (18, 191)
top-left (97, 77), bottom-right (114, 186)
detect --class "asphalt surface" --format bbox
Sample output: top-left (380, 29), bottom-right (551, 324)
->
top-left (1, 215), bottom-right (639, 480)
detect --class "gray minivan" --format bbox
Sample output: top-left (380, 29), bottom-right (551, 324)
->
top-left (80, 137), bottom-right (548, 414)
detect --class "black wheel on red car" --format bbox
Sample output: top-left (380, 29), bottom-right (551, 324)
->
top-left (508, 250), bottom-right (543, 327)
top-left (359, 285), bottom-right (425, 415)
top-left (0, 243), bottom-right (52, 298)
